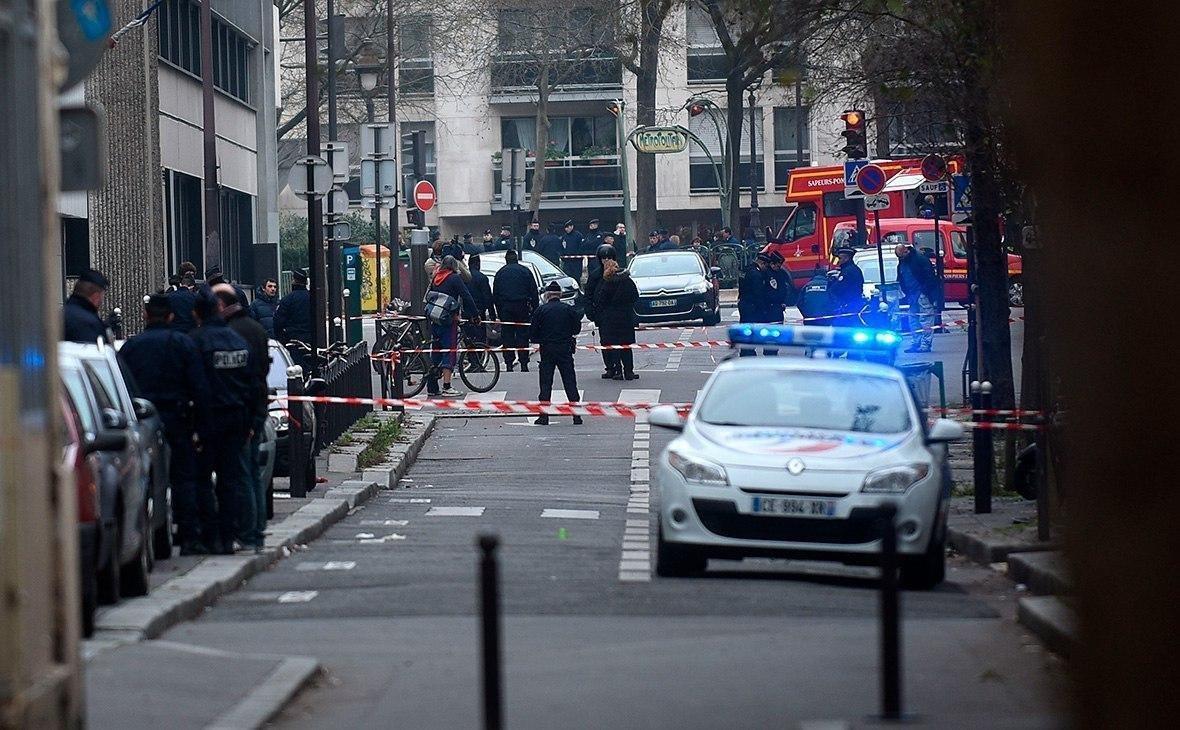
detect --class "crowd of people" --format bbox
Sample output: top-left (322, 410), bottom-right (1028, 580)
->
top-left (60, 262), bottom-right (315, 557)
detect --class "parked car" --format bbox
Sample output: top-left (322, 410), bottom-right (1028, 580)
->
top-left (478, 250), bottom-right (585, 316)
top-left (58, 350), bottom-right (150, 603)
top-left (628, 251), bottom-right (722, 326)
top-left (268, 339), bottom-right (317, 477)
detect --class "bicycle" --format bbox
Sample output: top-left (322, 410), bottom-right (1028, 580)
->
top-left (372, 307), bottom-right (503, 397)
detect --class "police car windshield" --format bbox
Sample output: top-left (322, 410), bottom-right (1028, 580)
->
top-left (520, 251), bottom-right (564, 282)
top-left (698, 369), bottom-right (911, 433)
top-left (629, 254), bottom-right (704, 278)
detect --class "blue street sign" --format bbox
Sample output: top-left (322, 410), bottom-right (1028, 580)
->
top-left (70, 0), bottom-right (112, 41)
top-left (844, 159), bottom-right (869, 199)
top-left (953, 173), bottom-right (972, 213)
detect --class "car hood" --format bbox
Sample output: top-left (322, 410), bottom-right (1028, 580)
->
top-left (695, 423), bottom-right (912, 466)
top-left (633, 273), bottom-right (702, 294)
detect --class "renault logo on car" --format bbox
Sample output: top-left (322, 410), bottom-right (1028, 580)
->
top-left (786, 458), bottom-right (806, 475)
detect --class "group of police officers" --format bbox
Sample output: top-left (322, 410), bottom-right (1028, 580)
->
top-left (61, 263), bottom-right (314, 557)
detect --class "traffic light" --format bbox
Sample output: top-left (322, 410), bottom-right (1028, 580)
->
top-left (840, 109), bottom-right (868, 159)
top-left (606, 101), bottom-right (621, 117)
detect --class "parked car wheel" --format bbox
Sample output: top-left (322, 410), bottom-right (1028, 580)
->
top-left (120, 503), bottom-right (151, 597)
top-left (79, 531), bottom-right (98, 638)
top-left (1008, 278), bottom-right (1024, 307)
top-left (655, 519), bottom-right (707, 577)
top-left (899, 531), bottom-right (946, 590)
top-left (152, 486), bottom-right (174, 560)
top-left (97, 518), bottom-right (121, 605)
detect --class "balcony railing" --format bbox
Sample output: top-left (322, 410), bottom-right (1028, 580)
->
top-left (492, 155), bottom-right (622, 202)
top-left (490, 55), bottom-right (622, 94)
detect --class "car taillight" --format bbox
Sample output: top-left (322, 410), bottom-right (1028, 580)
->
top-left (76, 454), bottom-right (100, 524)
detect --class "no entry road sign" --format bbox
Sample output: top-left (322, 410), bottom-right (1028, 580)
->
top-left (413, 180), bottom-right (437, 212)
top-left (855, 163), bottom-right (887, 196)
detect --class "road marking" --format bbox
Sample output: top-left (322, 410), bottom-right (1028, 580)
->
top-left (359, 534), bottom-right (406, 544)
top-left (548, 390), bottom-right (585, 404)
top-left (277, 591), bottom-right (318, 603)
top-left (359, 519), bottom-right (410, 526)
top-left (295, 561), bottom-right (358, 572)
top-left (477, 390), bottom-right (508, 402)
top-left (426, 506), bottom-right (485, 516)
top-left (618, 389), bottom-right (661, 404)
top-left (541, 509), bottom-right (600, 519)
top-left (389, 497), bottom-right (431, 504)
top-left (619, 395), bottom-right (657, 583)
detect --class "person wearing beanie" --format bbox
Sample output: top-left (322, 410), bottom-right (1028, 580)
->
top-left (529, 281), bottom-right (583, 425)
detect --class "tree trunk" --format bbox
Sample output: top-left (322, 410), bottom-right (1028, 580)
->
top-left (529, 68), bottom-right (551, 216)
top-left (633, 5), bottom-right (665, 247)
top-left (86, 0), bottom-right (165, 335)
top-left (724, 80), bottom-right (745, 231)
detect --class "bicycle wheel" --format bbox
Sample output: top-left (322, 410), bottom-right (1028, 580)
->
top-left (372, 331), bottom-right (396, 376)
top-left (399, 349), bottom-right (431, 397)
top-left (459, 343), bottom-right (501, 393)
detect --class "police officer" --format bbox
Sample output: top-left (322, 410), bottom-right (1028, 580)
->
top-left (491, 225), bottom-right (514, 252)
top-left (62, 268), bottom-right (111, 343)
top-left (585, 218), bottom-right (604, 254)
top-left (828, 245), bottom-right (866, 325)
top-left (613, 222), bottom-right (629, 260)
top-left (583, 243), bottom-right (614, 377)
top-left (119, 293), bottom-right (211, 555)
top-left (767, 251), bottom-right (798, 322)
top-left (652, 228), bottom-right (677, 252)
top-left (561, 219), bottom-right (585, 280)
top-left (189, 288), bottom-right (256, 554)
top-left (798, 265), bottom-right (834, 325)
top-left (492, 248), bottom-right (536, 372)
top-left (169, 272), bottom-right (199, 333)
top-left (530, 281), bottom-right (583, 426)
top-left (466, 253), bottom-right (497, 335)
top-left (737, 252), bottom-right (777, 356)
top-left (214, 284), bottom-right (270, 553)
top-left (205, 265), bottom-right (247, 306)
top-left (274, 268), bottom-right (312, 363)
top-left (523, 219), bottom-right (542, 251)
top-left (537, 222), bottom-right (565, 267)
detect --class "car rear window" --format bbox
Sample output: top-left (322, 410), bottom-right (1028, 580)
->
top-left (698, 369), bottom-right (912, 433)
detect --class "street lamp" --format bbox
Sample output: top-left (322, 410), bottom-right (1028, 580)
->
top-left (747, 79), bottom-right (763, 243)
top-left (352, 58), bottom-right (385, 317)
top-left (681, 96), bottom-right (731, 229)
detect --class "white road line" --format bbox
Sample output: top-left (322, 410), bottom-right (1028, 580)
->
top-left (618, 389), bottom-right (661, 404)
top-left (549, 390), bottom-right (585, 404)
top-left (277, 591), bottom-right (318, 603)
top-left (619, 391), bottom-right (657, 582)
top-left (474, 390), bottom-right (508, 402)
top-left (426, 506), bottom-right (485, 517)
top-left (389, 497), bottom-right (431, 504)
top-left (540, 509), bottom-right (600, 520)
top-left (359, 519), bottom-right (409, 527)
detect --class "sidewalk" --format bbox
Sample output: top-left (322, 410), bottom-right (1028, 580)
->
top-left (84, 413), bottom-right (435, 728)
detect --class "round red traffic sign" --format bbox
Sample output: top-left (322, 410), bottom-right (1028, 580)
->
top-left (920, 154), bottom-right (947, 182)
top-left (855, 163), bottom-right (887, 196)
top-left (413, 180), bottom-right (437, 212)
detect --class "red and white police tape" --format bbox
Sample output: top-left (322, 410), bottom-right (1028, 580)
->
top-left (278, 394), bottom-right (691, 417)
top-left (369, 340), bottom-right (731, 360)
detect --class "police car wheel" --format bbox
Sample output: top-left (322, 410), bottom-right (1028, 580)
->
top-left (655, 518), bottom-right (707, 577)
top-left (899, 532), bottom-right (946, 590)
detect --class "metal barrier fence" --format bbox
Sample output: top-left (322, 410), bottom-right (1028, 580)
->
top-left (315, 342), bottom-right (373, 453)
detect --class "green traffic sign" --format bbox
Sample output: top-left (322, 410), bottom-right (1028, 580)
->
top-left (631, 127), bottom-right (689, 154)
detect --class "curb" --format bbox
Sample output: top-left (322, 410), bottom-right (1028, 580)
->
top-left (1007, 550), bottom-right (1071, 596)
top-left (206, 656), bottom-right (320, 730)
top-left (946, 525), bottom-right (1056, 566)
top-left (90, 414), bottom-right (436, 646)
top-left (1017, 595), bottom-right (1077, 658)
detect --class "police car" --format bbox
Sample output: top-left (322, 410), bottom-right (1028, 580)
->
top-left (648, 324), bottom-right (964, 588)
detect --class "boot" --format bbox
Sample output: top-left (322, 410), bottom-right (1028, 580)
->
top-left (534, 414), bottom-right (549, 425)
top-left (573, 416), bottom-right (584, 425)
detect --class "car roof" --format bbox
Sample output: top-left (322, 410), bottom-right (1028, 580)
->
top-left (712, 353), bottom-right (906, 382)
top-left (633, 250), bottom-right (697, 259)
top-left (833, 218), bottom-right (961, 231)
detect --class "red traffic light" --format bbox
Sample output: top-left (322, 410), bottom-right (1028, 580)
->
top-left (688, 103), bottom-right (706, 117)
top-left (606, 101), bottom-right (620, 117)
top-left (841, 110), bottom-right (865, 129)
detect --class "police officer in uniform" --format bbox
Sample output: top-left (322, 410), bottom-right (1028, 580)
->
top-left (63, 268), bottom-right (111, 343)
top-left (189, 288), bottom-right (256, 554)
top-left (491, 225), bottom-right (513, 252)
top-left (274, 268), bottom-right (312, 367)
top-left (827, 245), bottom-right (866, 326)
top-left (737, 252), bottom-right (778, 356)
top-left (798, 265), bottom-right (834, 325)
top-left (119, 293), bottom-right (211, 555)
top-left (767, 251), bottom-right (798, 322)
top-left (493, 248), bottom-right (536, 372)
top-left (561, 219), bottom-right (586, 281)
top-left (169, 273), bottom-right (199, 333)
top-left (523, 219), bottom-right (543, 251)
top-left (537, 222), bottom-right (566, 267)
top-left (530, 281), bottom-right (583, 426)
top-left (585, 218), bottom-right (604, 254)
top-left (466, 253), bottom-right (497, 343)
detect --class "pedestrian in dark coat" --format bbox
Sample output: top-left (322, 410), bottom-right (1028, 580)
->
top-left (426, 256), bottom-right (478, 397)
top-left (274, 268), bottom-right (312, 369)
top-left (493, 248), bottom-right (537, 372)
top-left (827, 245), bottom-right (866, 324)
top-left (895, 243), bottom-right (941, 352)
top-left (249, 279), bottom-right (279, 336)
top-left (62, 268), bottom-right (111, 344)
top-left (169, 276), bottom-right (199, 333)
top-left (593, 258), bottom-right (640, 380)
top-left (584, 243), bottom-right (614, 377)
top-left (537, 224), bottom-right (566, 267)
top-left (530, 282), bottom-right (583, 425)
top-left (613, 223), bottom-right (630, 262)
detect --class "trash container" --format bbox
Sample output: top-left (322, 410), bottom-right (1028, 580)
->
top-left (898, 361), bottom-right (935, 409)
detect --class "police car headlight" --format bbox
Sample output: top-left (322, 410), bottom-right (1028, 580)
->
top-left (861, 464), bottom-right (930, 494)
top-left (686, 281), bottom-right (709, 294)
top-left (667, 448), bottom-right (729, 487)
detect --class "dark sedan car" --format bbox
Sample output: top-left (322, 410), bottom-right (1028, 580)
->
top-left (629, 251), bottom-right (721, 325)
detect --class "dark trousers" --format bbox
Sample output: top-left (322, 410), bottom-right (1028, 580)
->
top-left (538, 345), bottom-right (579, 403)
top-left (167, 430), bottom-right (200, 544)
top-left (498, 300), bottom-right (531, 367)
top-left (197, 421), bottom-right (248, 547)
top-left (603, 348), bottom-right (634, 375)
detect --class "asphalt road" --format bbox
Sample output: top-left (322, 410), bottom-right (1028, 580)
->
top-left (147, 306), bottom-right (1061, 729)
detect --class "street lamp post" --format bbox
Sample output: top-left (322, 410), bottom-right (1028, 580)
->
top-left (683, 96), bottom-right (730, 229)
top-left (355, 63), bottom-right (384, 315)
top-left (385, 0), bottom-right (400, 309)
top-left (747, 84), bottom-right (761, 242)
top-left (609, 100), bottom-right (635, 248)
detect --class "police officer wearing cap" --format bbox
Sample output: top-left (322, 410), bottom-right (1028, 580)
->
top-left (120, 293), bottom-right (211, 555)
top-left (537, 222), bottom-right (565, 267)
top-left (189, 287), bottom-right (256, 554)
top-left (530, 281), bottom-right (583, 426)
top-left (63, 268), bottom-right (112, 343)
top-left (828, 244), bottom-right (866, 324)
top-left (737, 252), bottom-right (779, 356)
top-left (479, 229), bottom-right (495, 252)
top-left (491, 225), bottom-right (514, 252)
top-left (274, 268), bottom-right (312, 363)
top-left (585, 218), bottom-right (604, 254)
top-left (561, 219), bottom-right (586, 281)
top-left (767, 251), bottom-right (798, 322)
top-left (492, 248), bottom-right (536, 372)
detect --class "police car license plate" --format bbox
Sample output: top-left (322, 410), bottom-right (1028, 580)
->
top-left (650, 299), bottom-right (676, 308)
top-left (751, 496), bottom-right (837, 518)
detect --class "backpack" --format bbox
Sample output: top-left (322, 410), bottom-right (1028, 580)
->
top-left (423, 288), bottom-right (459, 325)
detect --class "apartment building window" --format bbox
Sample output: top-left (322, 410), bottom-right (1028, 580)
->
top-left (688, 109), bottom-right (764, 193)
top-left (686, 5), bottom-right (727, 84)
top-left (158, 0), bottom-right (252, 104)
top-left (492, 8), bottom-right (621, 92)
top-left (220, 188), bottom-right (255, 284)
top-left (498, 116), bottom-right (620, 198)
top-left (399, 19), bottom-right (434, 95)
top-left (401, 122), bottom-right (437, 204)
top-left (773, 106), bottom-right (811, 189)
top-left (883, 101), bottom-right (958, 154)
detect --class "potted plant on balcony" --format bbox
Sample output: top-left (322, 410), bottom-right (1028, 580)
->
top-left (543, 144), bottom-right (565, 167)
top-left (578, 145), bottom-right (616, 165)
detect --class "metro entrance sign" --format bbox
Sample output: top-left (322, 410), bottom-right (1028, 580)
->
top-left (413, 179), bottom-right (437, 212)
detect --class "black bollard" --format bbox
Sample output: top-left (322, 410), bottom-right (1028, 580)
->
top-left (392, 344), bottom-right (405, 413)
top-left (879, 502), bottom-right (902, 721)
top-left (287, 365), bottom-right (308, 498)
top-left (973, 380), bottom-right (993, 514)
top-left (478, 534), bottom-right (503, 730)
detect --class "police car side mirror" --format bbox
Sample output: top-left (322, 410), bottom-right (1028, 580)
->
top-left (84, 431), bottom-right (128, 455)
top-left (926, 418), bottom-right (965, 444)
top-left (649, 405), bottom-right (685, 432)
top-left (709, 267), bottom-right (722, 276)
top-left (100, 407), bottom-right (128, 431)
top-left (305, 377), bottom-right (327, 397)
top-left (132, 397), bottom-right (157, 420)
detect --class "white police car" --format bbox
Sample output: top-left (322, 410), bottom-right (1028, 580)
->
top-left (649, 324), bottom-right (964, 588)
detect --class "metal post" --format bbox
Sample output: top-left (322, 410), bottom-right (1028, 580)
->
top-left (973, 380), bottom-right (994, 513)
top-left (795, 77), bottom-right (805, 166)
top-left (616, 101), bottom-right (635, 244)
top-left (747, 89), bottom-right (761, 241)
top-left (386, 0), bottom-right (401, 307)
top-left (199, 0), bottom-right (220, 267)
top-left (933, 200), bottom-right (946, 283)
top-left (288, 366), bottom-right (308, 498)
top-left (878, 502), bottom-right (902, 721)
top-left (304, 0), bottom-right (325, 373)
top-left (874, 209), bottom-right (886, 287)
top-left (326, 8), bottom-right (342, 334)
top-left (478, 534), bottom-right (504, 730)
top-left (409, 227), bottom-right (430, 316)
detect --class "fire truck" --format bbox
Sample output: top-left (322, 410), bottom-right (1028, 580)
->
top-left (764, 157), bottom-right (963, 285)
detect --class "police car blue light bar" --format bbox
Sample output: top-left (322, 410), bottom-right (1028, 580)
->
top-left (728, 324), bottom-right (901, 350)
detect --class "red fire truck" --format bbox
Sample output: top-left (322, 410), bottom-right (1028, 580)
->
top-left (764, 157), bottom-right (963, 285)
